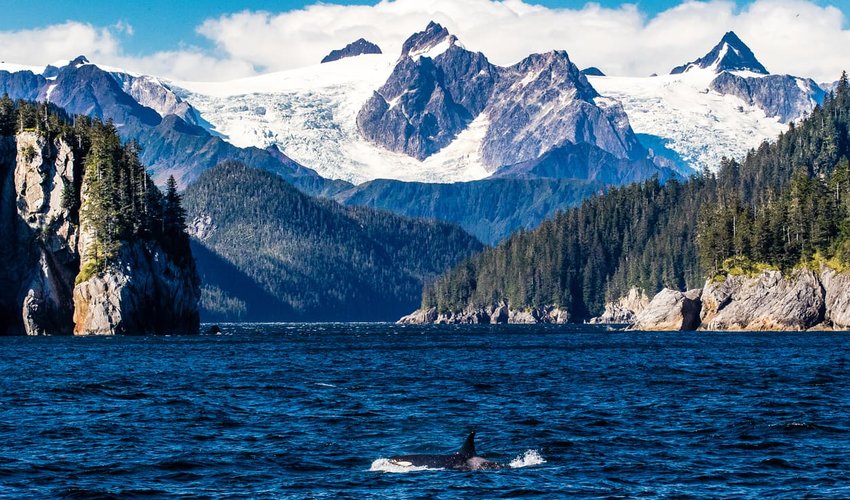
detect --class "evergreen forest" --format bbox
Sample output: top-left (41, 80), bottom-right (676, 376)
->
top-left (423, 74), bottom-right (850, 320)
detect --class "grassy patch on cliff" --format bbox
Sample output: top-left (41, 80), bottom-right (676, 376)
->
top-left (711, 256), bottom-right (779, 282)
top-left (75, 258), bottom-right (103, 285)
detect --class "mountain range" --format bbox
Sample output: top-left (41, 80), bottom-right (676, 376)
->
top-left (0, 24), bottom-right (838, 322)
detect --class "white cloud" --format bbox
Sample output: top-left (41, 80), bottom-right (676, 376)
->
top-left (0, 22), bottom-right (119, 67)
top-left (0, 0), bottom-right (847, 82)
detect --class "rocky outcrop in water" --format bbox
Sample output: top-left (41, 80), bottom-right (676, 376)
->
top-left (631, 288), bottom-right (702, 331)
top-left (615, 268), bottom-right (850, 331)
top-left (0, 129), bottom-right (199, 335)
top-left (589, 288), bottom-right (650, 325)
top-left (398, 303), bottom-right (569, 325)
top-left (0, 132), bottom-right (80, 335)
top-left (700, 270), bottom-right (825, 331)
top-left (73, 242), bottom-right (200, 335)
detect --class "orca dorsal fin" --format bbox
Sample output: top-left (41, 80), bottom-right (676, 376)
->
top-left (459, 431), bottom-right (476, 459)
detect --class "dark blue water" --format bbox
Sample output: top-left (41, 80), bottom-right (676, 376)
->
top-left (1, 325), bottom-right (849, 498)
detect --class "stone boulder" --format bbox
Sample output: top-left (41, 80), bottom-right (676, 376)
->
top-left (397, 302), bottom-right (569, 325)
top-left (701, 270), bottom-right (824, 331)
top-left (398, 307), bottom-right (437, 325)
top-left (632, 288), bottom-right (702, 331)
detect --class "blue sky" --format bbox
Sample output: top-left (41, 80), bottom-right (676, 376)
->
top-left (1, 0), bottom-right (846, 56)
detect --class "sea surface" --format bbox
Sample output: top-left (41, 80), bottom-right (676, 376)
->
top-left (0, 324), bottom-right (849, 498)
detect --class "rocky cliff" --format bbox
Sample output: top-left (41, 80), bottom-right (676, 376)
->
top-left (592, 268), bottom-right (850, 331)
top-left (0, 128), bottom-right (199, 335)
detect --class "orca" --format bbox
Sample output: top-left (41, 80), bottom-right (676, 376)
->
top-left (387, 431), bottom-right (501, 470)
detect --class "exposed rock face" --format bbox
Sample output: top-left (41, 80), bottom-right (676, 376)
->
top-left (112, 73), bottom-right (200, 125)
top-left (0, 132), bottom-right (79, 335)
top-left (357, 22), bottom-right (496, 161)
top-left (321, 38), bottom-right (382, 63)
top-left (482, 51), bottom-right (644, 169)
top-left (357, 22), bottom-right (653, 178)
top-left (821, 268), bottom-right (850, 330)
top-left (0, 131), bottom-right (199, 335)
top-left (631, 288), bottom-right (702, 331)
top-left (589, 288), bottom-right (650, 325)
top-left (710, 72), bottom-right (824, 123)
top-left (397, 303), bottom-right (569, 325)
top-left (580, 67), bottom-right (605, 77)
top-left (671, 31), bottom-right (768, 75)
top-left (398, 307), bottom-right (438, 325)
top-left (73, 243), bottom-right (200, 335)
top-left (701, 270), bottom-right (825, 331)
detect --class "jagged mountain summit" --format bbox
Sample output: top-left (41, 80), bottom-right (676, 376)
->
top-left (321, 38), bottom-right (382, 64)
top-left (671, 31), bottom-right (768, 75)
top-left (355, 22), bottom-right (663, 180)
top-left (589, 31), bottom-right (823, 173)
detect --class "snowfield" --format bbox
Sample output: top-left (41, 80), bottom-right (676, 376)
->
top-left (588, 69), bottom-right (789, 173)
top-left (173, 56), bottom-right (802, 184)
top-left (174, 55), bottom-right (490, 185)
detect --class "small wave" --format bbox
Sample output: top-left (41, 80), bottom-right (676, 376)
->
top-left (314, 383), bottom-right (337, 388)
top-left (509, 450), bottom-right (546, 468)
top-left (369, 458), bottom-right (440, 473)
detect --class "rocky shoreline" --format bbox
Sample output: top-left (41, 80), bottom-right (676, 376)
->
top-left (398, 303), bottom-right (569, 325)
top-left (399, 268), bottom-right (850, 331)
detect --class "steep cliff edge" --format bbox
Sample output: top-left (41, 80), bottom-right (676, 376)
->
top-left (0, 102), bottom-right (199, 335)
top-left (73, 242), bottom-right (199, 335)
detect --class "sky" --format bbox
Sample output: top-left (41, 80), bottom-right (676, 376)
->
top-left (0, 0), bottom-right (848, 82)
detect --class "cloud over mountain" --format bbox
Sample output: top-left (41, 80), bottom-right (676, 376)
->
top-left (1, 0), bottom-right (848, 82)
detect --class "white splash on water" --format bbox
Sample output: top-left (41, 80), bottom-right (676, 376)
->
top-left (509, 449), bottom-right (546, 468)
top-left (369, 458), bottom-right (439, 473)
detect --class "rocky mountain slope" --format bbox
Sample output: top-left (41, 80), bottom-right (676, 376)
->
top-left (0, 58), bottom-right (346, 196)
top-left (182, 162), bottom-right (483, 322)
top-left (176, 22), bottom-right (672, 186)
top-left (0, 101), bottom-right (199, 335)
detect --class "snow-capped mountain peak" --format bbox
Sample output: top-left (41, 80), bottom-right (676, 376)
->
top-left (399, 21), bottom-right (462, 62)
top-left (671, 31), bottom-right (768, 75)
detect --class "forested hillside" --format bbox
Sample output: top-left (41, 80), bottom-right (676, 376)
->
top-left (183, 162), bottom-right (483, 322)
top-left (423, 73), bottom-right (850, 320)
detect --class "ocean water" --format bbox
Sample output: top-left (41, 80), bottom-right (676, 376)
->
top-left (0, 324), bottom-right (849, 498)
